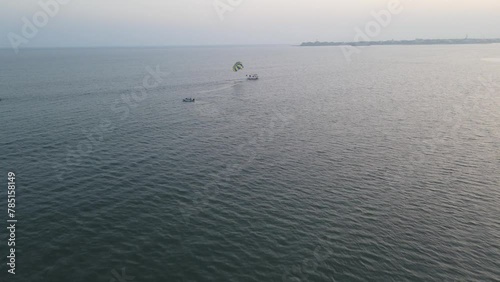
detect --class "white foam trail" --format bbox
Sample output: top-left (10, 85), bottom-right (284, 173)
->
top-left (481, 58), bottom-right (500, 63)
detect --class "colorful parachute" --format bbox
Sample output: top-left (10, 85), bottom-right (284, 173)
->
top-left (232, 61), bottom-right (244, 72)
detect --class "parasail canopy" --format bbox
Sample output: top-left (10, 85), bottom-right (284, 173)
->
top-left (232, 61), bottom-right (244, 72)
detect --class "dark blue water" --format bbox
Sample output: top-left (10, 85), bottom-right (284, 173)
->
top-left (1, 45), bottom-right (499, 281)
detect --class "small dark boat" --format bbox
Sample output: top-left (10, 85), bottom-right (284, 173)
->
top-left (246, 74), bottom-right (259, 80)
top-left (183, 98), bottom-right (195, 102)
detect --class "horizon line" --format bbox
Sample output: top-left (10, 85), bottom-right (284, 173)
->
top-left (0, 43), bottom-right (293, 50)
top-left (2, 36), bottom-right (500, 50)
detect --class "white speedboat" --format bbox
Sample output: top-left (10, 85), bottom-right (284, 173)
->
top-left (246, 74), bottom-right (259, 80)
top-left (183, 98), bottom-right (195, 102)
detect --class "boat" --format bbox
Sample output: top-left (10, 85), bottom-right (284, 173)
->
top-left (183, 98), bottom-right (195, 102)
top-left (246, 74), bottom-right (259, 80)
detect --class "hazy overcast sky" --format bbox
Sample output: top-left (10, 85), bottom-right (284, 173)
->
top-left (1, 0), bottom-right (500, 48)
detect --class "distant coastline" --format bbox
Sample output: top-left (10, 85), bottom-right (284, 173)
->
top-left (300, 38), bottom-right (500, 47)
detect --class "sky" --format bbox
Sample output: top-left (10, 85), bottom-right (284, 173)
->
top-left (1, 0), bottom-right (500, 48)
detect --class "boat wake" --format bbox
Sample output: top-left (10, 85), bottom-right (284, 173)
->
top-left (482, 58), bottom-right (500, 63)
top-left (197, 81), bottom-right (241, 94)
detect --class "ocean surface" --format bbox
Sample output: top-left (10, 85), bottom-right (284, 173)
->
top-left (1, 45), bottom-right (499, 281)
